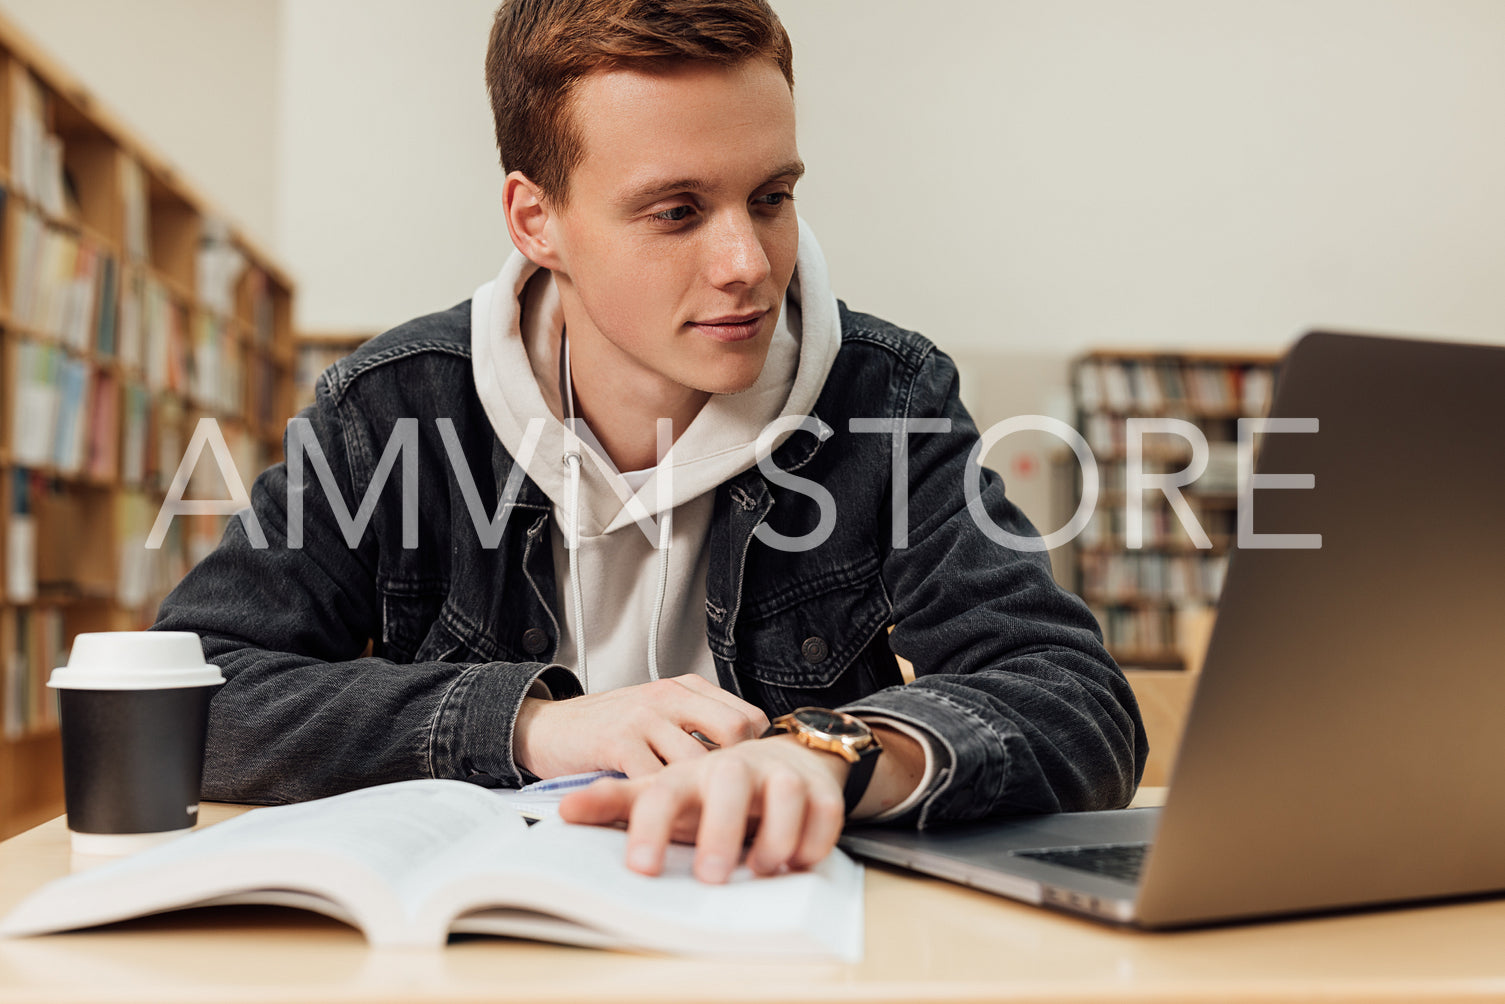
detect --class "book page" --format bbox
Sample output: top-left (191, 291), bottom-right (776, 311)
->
top-left (175, 779), bottom-right (529, 904)
top-left (421, 817), bottom-right (865, 961)
top-left (1, 780), bottom-right (527, 947)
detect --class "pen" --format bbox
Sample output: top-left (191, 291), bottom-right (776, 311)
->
top-left (519, 770), bottom-right (626, 793)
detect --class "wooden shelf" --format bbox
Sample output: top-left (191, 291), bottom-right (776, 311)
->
top-left (0, 12), bottom-right (298, 839)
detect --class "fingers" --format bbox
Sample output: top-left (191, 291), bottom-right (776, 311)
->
top-left (663, 677), bottom-right (770, 748)
top-left (648, 722), bottom-right (713, 764)
top-left (616, 742), bottom-right (667, 779)
top-left (693, 759), bottom-right (755, 883)
top-left (791, 783), bottom-right (846, 870)
top-left (558, 777), bottom-right (639, 825)
top-left (567, 735), bottom-right (849, 885)
top-left (747, 767), bottom-right (805, 875)
top-left (624, 769), bottom-right (698, 876)
top-left (673, 675), bottom-right (772, 735)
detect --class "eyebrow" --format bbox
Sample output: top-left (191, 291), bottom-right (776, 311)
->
top-left (617, 160), bottom-right (806, 207)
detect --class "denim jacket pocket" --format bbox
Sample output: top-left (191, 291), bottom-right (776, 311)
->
top-left (378, 583), bottom-right (446, 663)
top-left (734, 565), bottom-right (896, 716)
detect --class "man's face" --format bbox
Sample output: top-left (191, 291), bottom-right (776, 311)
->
top-left (540, 58), bottom-right (801, 399)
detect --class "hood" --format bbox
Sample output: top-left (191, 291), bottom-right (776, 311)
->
top-left (471, 214), bottom-right (841, 537)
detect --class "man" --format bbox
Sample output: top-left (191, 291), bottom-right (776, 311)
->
top-left (155, 0), bottom-right (1147, 885)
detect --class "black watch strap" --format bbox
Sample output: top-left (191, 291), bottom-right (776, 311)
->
top-left (842, 739), bottom-right (882, 816)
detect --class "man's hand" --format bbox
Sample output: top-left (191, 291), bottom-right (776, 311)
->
top-left (512, 675), bottom-right (770, 779)
top-left (558, 733), bottom-right (850, 883)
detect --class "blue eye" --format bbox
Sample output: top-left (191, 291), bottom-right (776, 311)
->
top-left (653, 205), bottom-right (693, 222)
top-left (759, 192), bottom-right (794, 208)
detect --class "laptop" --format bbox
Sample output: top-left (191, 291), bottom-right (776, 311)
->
top-left (840, 330), bottom-right (1505, 929)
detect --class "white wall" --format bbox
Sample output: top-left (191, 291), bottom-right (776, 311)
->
top-left (7, 0), bottom-right (1505, 355)
top-left (782, 0), bottom-right (1505, 355)
top-left (0, 0), bottom-right (280, 251)
top-left (277, 0), bottom-right (510, 332)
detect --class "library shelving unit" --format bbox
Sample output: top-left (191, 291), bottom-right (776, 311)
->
top-left (0, 12), bottom-right (296, 839)
top-left (1067, 349), bottom-right (1280, 785)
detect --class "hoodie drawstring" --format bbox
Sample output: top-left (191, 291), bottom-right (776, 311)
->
top-left (645, 506), bottom-right (671, 682)
top-left (563, 450), bottom-right (589, 694)
top-left (563, 448), bottom-right (673, 689)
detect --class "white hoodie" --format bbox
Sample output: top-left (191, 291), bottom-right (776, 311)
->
top-left (471, 216), bottom-right (841, 693)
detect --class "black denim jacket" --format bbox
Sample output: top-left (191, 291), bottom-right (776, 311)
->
top-left (154, 299), bottom-right (1148, 826)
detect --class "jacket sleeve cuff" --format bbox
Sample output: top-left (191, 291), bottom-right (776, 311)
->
top-left (847, 714), bottom-right (946, 823)
top-left (839, 685), bottom-right (1008, 829)
top-left (429, 661), bottom-right (582, 788)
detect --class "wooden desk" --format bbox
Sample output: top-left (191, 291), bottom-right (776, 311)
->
top-left (2, 790), bottom-right (1504, 1004)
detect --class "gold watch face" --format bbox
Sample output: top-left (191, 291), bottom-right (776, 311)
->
top-left (791, 707), bottom-right (869, 743)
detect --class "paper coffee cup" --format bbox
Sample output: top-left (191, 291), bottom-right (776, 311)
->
top-left (48, 632), bottom-right (224, 855)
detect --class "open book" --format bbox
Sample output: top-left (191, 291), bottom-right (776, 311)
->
top-left (1, 779), bottom-right (863, 961)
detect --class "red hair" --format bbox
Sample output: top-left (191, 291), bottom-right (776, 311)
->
top-left (486, 0), bottom-right (795, 205)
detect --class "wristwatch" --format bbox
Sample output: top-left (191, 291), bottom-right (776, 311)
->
top-left (762, 707), bottom-right (883, 816)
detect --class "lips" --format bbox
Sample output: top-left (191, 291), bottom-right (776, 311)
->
top-left (689, 309), bottom-right (770, 343)
top-left (697, 310), bottom-right (768, 326)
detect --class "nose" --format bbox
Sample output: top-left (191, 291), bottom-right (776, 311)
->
top-left (704, 211), bottom-right (771, 289)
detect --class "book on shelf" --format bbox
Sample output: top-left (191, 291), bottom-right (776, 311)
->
top-left (188, 312), bottom-right (244, 413)
top-left (1089, 603), bottom-right (1178, 656)
top-left (1128, 361), bottom-right (1163, 413)
top-left (113, 491), bottom-right (155, 611)
top-left (1154, 359), bottom-right (1187, 410)
top-left (1101, 361), bottom-right (1134, 412)
top-left (118, 155), bottom-right (150, 262)
top-left (120, 383), bottom-right (150, 487)
top-left (9, 340), bottom-right (56, 467)
top-left (84, 372), bottom-right (120, 481)
top-left (249, 357), bottom-right (278, 430)
top-left (6, 340), bottom-right (117, 477)
top-left (5, 471), bottom-right (37, 604)
top-left (94, 254), bottom-right (120, 359)
top-left (1077, 356), bottom-right (1277, 421)
top-left (151, 395), bottom-right (185, 494)
top-left (1079, 551), bottom-right (1229, 604)
top-left (244, 266), bottom-right (275, 346)
top-left (1185, 364), bottom-right (1241, 414)
top-left (1, 606), bottom-right (62, 740)
top-left (116, 268), bottom-right (144, 371)
top-left (1075, 359), bottom-right (1104, 411)
top-left (0, 778), bottom-right (864, 961)
top-left (48, 351), bottom-right (90, 474)
top-left (7, 209), bottom-right (105, 347)
top-left (9, 67), bottom-right (66, 216)
top-left (142, 278), bottom-right (188, 394)
top-left (1242, 366), bottom-right (1275, 416)
top-left (195, 218), bottom-right (246, 315)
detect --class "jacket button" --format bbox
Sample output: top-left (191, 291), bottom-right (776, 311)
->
top-left (801, 636), bottom-right (829, 663)
top-left (522, 628), bottom-right (549, 655)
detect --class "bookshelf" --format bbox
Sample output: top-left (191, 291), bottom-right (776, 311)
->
top-left (1066, 349), bottom-right (1279, 785)
top-left (1068, 349), bottom-right (1280, 672)
top-left (0, 12), bottom-right (296, 839)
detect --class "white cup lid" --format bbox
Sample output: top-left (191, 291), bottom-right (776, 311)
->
top-left (49, 632), bottom-right (224, 690)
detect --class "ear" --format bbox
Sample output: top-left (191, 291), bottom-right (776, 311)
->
top-left (503, 170), bottom-right (566, 270)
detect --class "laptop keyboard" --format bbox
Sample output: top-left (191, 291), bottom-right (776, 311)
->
top-left (1014, 841), bottom-right (1150, 883)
